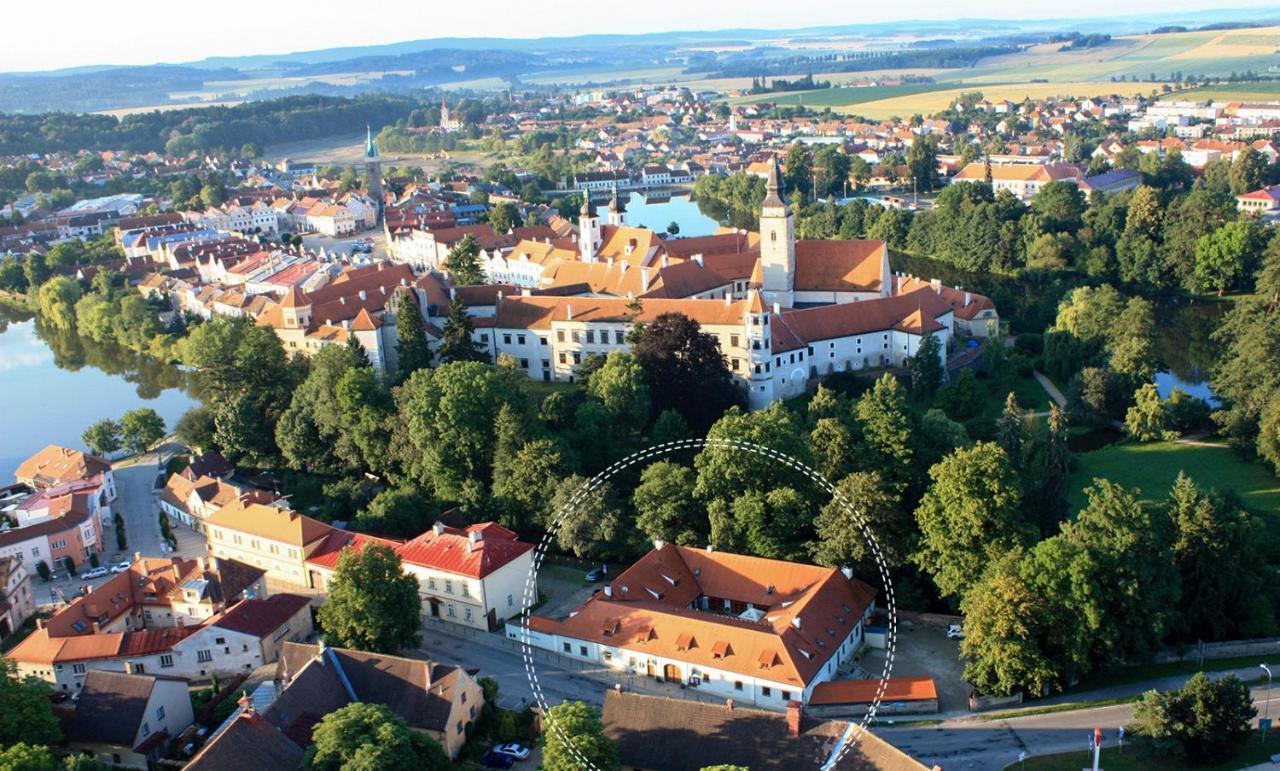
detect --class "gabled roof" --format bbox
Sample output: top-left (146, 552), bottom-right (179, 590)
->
top-left (65, 671), bottom-right (161, 749)
top-left (793, 240), bottom-right (887, 293)
top-left (15, 446), bottom-right (111, 487)
top-left (185, 711), bottom-right (304, 771)
top-left (395, 522), bottom-right (532, 579)
top-left (777, 287), bottom-right (950, 344)
top-left (213, 594), bottom-right (310, 638)
top-left (205, 501), bottom-right (332, 547)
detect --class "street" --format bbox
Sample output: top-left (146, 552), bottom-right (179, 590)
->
top-left (880, 680), bottom-right (1280, 770)
top-left (37, 455), bottom-right (206, 609)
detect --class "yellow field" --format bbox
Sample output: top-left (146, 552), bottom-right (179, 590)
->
top-left (1170, 31), bottom-right (1280, 60)
top-left (701, 68), bottom-right (957, 93)
top-left (93, 100), bottom-right (245, 117)
top-left (842, 81), bottom-right (1168, 119)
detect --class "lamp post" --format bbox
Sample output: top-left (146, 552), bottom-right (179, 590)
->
top-left (1262, 664), bottom-right (1273, 740)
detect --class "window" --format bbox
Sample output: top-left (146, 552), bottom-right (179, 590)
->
top-left (563, 642), bottom-right (572, 653)
top-left (427, 577), bottom-right (437, 590)
top-left (461, 583), bottom-right (470, 597)
top-left (444, 579), bottom-right (453, 594)
top-left (133, 664), bottom-right (146, 674)
top-left (140, 723), bottom-right (150, 738)
top-left (464, 608), bottom-right (473, 622)
top-left (51, 539), bottom-right (66, 550)
top-left (734, 681), bottom-right (743, 691)
top-left (215, 637), bottom-right (226, 645)
top-left (447, 604), bottom-right (455, 617)
top-left (480, 333), bottom-right (489, 343)
top-left (503, 334), bottom-right (512, 345)
top-left (603, 651), bottom-right (612, 662)
top-left (461, 692), bottom-right (467, 704)
top-left (160, 655), bottom-right (173, 668)
top-left (197, 650), bottom-right (212, 663)
top-left (614, 331), bottom-right (625, 344)
top-left (519, 358), bottom-right (528, 369)
top-left (572, 352), bottom-right (581, 364)
top-left (762, 686), bottom-right (772, 697)
top-left (558, 353), bottom-right (567, 364)
top-left (579, 645), bottom-right (588, 656)
top-left (517, 334), bottom-right (526, 345)
top-left (586, 330), bottom-right (595, 344)
top-left (539, 337), bottom-right (548, 346)
top-left (507, 594), bottom-right (514, 607)
top-left (456, 721), bottom-right (464, 734)
top-left (157, 706), bottom-right (166, 721)
top-left (782, 690), bottom-right (791, 701)
top-left (72, 663), bottom-right (85, 674)
top-left (572, 331), bottom-right (581, 343)
top-left (557, 330), bottom-right (565, 343)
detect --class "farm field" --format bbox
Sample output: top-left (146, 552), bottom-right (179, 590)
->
top-left (261, 134), bottom-right (490, 174)
top-left (731, 81), bottom-right (966, 108)
top-left (1067, 440), bottom-right (1280, 517)
top-left (1174, 81), bottom-right (1280, 101)
top-left (841, 81), bottom-right (1168, 119)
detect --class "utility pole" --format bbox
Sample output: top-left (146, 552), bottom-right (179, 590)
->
top-left (1262, 664), bottom-right (1273, 741)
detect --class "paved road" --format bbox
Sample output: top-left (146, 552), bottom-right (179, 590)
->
top-left (38, 456), bottom-right (206, 608)
top-left (880, 683), bottom-right (1280, 770)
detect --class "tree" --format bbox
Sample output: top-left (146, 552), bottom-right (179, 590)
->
top-left (437, 300), bottom-right (487, 364)
top-left (357, 485), bottom-right (434, 539)
top-left (35, 277), bottom-right (80, 330)
top-left (316, 544), bottom-right (421, 654)
top-left (119, 408), bottom-right (165, 454)
top-left (855, 375), bottom-right (920, 495)
top-left (586, 352), bottom-right (650, 432)
top-left (1229, 146), bottom-right (1268, 195)
top-left (1109, 298), bottom-right (1159, 385)
top-left (694, 404), bottom-right (811, 507)
top-left (0, 743), bottom-right (58, 771)
top-left (1194, 219), bottom-right (1264, 295)
top-left (393, 291), bottom-right (431, 382)
top-left (492, 439), bottom-right (565, 533)
top-left (633, 462), bottom-right (702, 545)
top-left (22, 252), bottom-right (49, 289)
top-left (913, 442), bottom-right (1034, 599)
top-left (1124, 383), bottom-right (1172, 442)
top-left (1030, 403), bottom-right (1073, 532)
top-left (810, 470), bottom-right (910, 573)
top-left (1130, 673), bottom-right (1255, 763)
top-left (0, 660), bottom-right (61, 748)
top-left (547, 475), bottom-right (627, 559)
top-left (447, 234), bottom-right (485, 285)
top-left (81, 419), bottom-right (121, 457)
top-left (488, 202), bottom-right (519, 235)
top-left (905, 136), bottom-right (938, 193)
top-left (1060, 480), bottom-right (1180, 663)
top-left (541, 701), bottom-right (620, 771)
top-left (666, 221), bottom-right (680, 235)
top-left (959, 552), bottom-right (1060, 698)
top-left (907, 333), bottom-right (943, 397)
top-left (632, 312), bottom-right (743, 432)
top-left (936, 368), bottom-right (986, 422)
top-left (995, 393), bottom-right (1030, 470)
top-left (309, 703), bottom-right (447, 771)
top-left (1169, 474), bottom-right (1274, 641)
top-left (1031, 180), bottom-right (1085, 234)
top-left (395, 362), bottom-right (523, 499)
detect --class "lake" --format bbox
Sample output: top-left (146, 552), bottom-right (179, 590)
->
top-left (622, 192), bottom-right (722, 238)
top-left (1153, 301), bottom-right (1225, 407)
top-left (0, 312), bottom-right (197, 481)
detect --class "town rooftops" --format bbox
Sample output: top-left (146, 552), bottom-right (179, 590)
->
top-left (495, 293), bottom-right (754, 331)
top-left (395, 522), bottom-right (532, 579)
top-left (65, 671), bottom-right (175, 750)
top-left (212, 593), bottom-right (310, 638)
top-left (14, 446), bottom-right (110, 488)
top-left (205, 501), bottom-right (331, 547)
top-left (528, 543), bottom-right (876, 688)
top-left (184, 709), bottom-right (304, 771)
top-left (952, 161), bottom-right (1083, 183)
top-left (602, 691), bottom-right (928, 771)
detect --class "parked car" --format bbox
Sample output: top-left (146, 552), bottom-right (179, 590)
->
top-left (946, 624), bottom-right (965, 640)
top-left (82, 567), bottom-right (110, 579)
top-left (481, 751), bottom-right (516, 769)
top-left (110, 561), bottom-right (132, 574)
top-left (492, 743), bottom-right (531, 761)
top-left (585, 567), bottom-right (606, 582)
top-left (49, 691), bottom-right (70, 704)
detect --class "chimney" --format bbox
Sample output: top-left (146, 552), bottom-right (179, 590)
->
top-left (964, 291), bottom-right (972, 306)
top-left (705, 544), bottom-right (714, 553)
top-left (432, 522), bottom-right (445, 536)
top-left (35, 618), bottom-right (44, 630)
top-left (522, 288), bottom-right (531, 297)
top-left (653, 539), bottom-right (666, 550)
top-left (640, 268), bottom-right (650, 291)
top-left (692, 254), bottom-right (703, 267)
top-left (661, 254), bottom-right (669, 267)
top-left (791, 616), bottom-right (801, 630)
top-left (772, 301), bottom-right (780, 315)
top-left (133, 552), bottom-right (141, 564)
top-left (468, 529), bottom-right (484, 544)
top-left (238, 690), bottom-right (256, 716)
top-left (566, 304), bottom-right (574, 320)
top-left (786, 701), bottom-right (803, 737)
top-left (724, 293), bottom-right (731, 306)
top-left (840, 566), bottom-right (853, 580)
top-left (604, 584), bottom-right (612, 598)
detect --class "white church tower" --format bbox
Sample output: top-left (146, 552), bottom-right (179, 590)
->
top-left (578, 195), bottom-right (601, 261)
top-left (759, 160), bottom-right (795, 308)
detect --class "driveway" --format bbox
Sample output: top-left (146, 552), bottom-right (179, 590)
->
top-left (535, 564), bottom-right (601, 619)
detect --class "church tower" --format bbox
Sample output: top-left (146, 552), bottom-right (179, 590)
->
top-left (759, 160), bottom-right (795, 308)
top-left (606, 185), bottom-right (627, 227)
top-left (578, 196), bottom-right (601, 261)
top-left (365, 126), bottom-right (383, 220)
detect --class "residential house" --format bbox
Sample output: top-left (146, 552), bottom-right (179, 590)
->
top-left (205, 501), bottom-right (332, 589)
top-left (15, 446), bottom-right (116, 501)
top-left (183, 698), bottom-right (304, 771)
top-left (65, 671), bottom-right (195, 769)
top-left (266, 641), bottom-right (483, 759)
top-left (0, 557), bottom-right (35, 640)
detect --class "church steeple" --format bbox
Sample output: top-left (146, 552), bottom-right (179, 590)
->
top-left (606, 185), bottom-right (627, 226)
top-left (365, 125), bottom-right (378, 159)
top-left (759, 158), bottom-right (795, 308)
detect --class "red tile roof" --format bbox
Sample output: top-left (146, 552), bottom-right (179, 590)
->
top-left (213, 594), bottom-right (311, 638)
top-left (395, 523), bottom-right (532, 579)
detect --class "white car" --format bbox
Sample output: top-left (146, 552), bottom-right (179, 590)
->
top-left (109, 561), bottom-right (132, 574)
top-left (492, 743), bottom-right (531, 761)
top-left (82, 567), bottom-right (110, 579)
top-left (946, 624), bottom-right (965, 640)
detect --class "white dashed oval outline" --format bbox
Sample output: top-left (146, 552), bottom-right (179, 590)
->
top-left (516, 437), bottom-right (897, 771)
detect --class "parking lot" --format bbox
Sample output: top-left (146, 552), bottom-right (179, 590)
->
top-left (533, 563), bottom-right (602, 619)
top-left (860, 620), bottom-right (969, 713)
top-left (300, 229), bottom-right (386, 261)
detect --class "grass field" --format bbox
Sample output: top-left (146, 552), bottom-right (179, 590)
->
top-left (1067, 441), bottom-right (1280, 516)
top-left (1012, 731), bottom-right (1280, 771)
top-left (1174, 81), bottom-right (1280, 102)
top-left (737, 81), bottom-right (967, 108)
top-left (843, 81), bottom-right (1169, 119)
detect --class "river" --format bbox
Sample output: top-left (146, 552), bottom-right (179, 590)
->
top-left (0, 310), bottom-right (197, 481)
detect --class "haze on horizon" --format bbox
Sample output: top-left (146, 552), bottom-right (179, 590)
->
top-left (6, 0), bottom-right (1280, 74)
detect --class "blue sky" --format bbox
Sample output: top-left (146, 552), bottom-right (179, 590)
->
top-left (5, 0), bottom-right (1280, 72)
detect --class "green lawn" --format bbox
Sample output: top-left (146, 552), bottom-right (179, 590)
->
top-left (1174, 82), bottom-right (1280, 101)
top-left (1064, 654), bottom-right (1276, 696)
top-left (1012, 731), bottom-right (1280, 770)
top-left (1068, 441), bottom-right (1280, 516)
